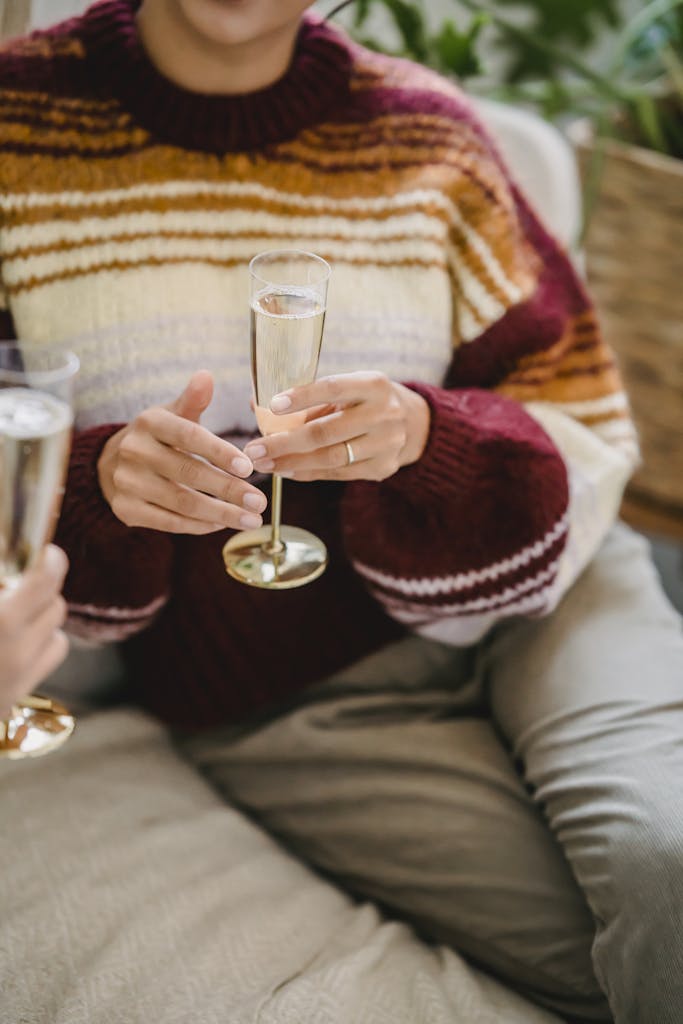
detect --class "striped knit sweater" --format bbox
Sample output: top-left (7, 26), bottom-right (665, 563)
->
top-left (0, 1), bottom-right (638, 729)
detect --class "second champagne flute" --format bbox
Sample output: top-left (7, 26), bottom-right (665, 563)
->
top-left (223, 250), bottom-right (330, 589)
top-left (0, 342), bottom-right (78, 759)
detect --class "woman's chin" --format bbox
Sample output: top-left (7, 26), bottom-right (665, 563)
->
top-left (173, 0), bottom-right (310, 50)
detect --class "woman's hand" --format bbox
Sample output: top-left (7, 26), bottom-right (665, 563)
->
top-left (244, 372), bottom-right (430, 482)
top-left (98, 371), bottom-right (268, 534)
top-left (0, 545), bottom-right (69, 717)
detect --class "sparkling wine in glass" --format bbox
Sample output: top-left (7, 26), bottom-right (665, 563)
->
top-left (0, 343), bottom-right (78, 759)
top-left (223, 250), bottom-right (330, 589)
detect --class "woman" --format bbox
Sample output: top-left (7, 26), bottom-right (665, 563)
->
top-left (0, 1), bottom-right (681, 1021)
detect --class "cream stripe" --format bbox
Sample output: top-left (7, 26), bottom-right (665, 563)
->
top-left (2, 210), bottom-right (447, 252)
top-left (9, 263), bottom-right (452, 346)
top-left (77, 348), bottom-right (449, 417)
top-left (76, 367), bottom-right (243, 415)
top-left (66, 617), bottom-right (153, 643)
top-left (3, 235), bottom-right (446, 286)
top-left (551, 392), bottom-right (630, 417)
top-left (353, 513), bottom-right (568, 597)
top-left (589, 420), bottom-right (639, 443)
top-left (454, 301), bottom-right (483, 343)
top-left (375, 558), bottom-right (559, 615)
top-left (449, 208), bottom-right (523, 306)
top-left (0, 181), bottom-right (455, 214)
top-left (58, 312), bottom-right (449, 362)
top-left (68, 595), bottom-right (168, 621)
top-left (448, 242), bottom-right (506, 337)
top-left (79, 337), bottom-right (246, 376)
top-left (1, 181), bottom-right (523, 319)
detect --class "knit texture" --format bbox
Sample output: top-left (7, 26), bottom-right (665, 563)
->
top-left (0, 1), bottom-right (637, 728)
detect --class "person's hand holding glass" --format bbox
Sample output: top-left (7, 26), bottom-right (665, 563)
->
top-left (0, 343), bottom-right (78, 759)
top-left (0, 545), bottom-right (69, 715)
top-left (223, 250), bottom-right (331, 589)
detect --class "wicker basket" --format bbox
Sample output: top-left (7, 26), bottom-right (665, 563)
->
top-left (570, 120), bottom-right (683, 514)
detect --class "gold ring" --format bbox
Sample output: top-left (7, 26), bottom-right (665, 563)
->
top-left (345, 441), bottom-right (356, 466)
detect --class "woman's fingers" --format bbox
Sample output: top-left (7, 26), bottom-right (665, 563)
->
top-left (0, 546), bottom-right (68, 632)
top-left (117, 432), bottom-right (266, 512)
top-left (112, 466), bottom-right (264, 531)
top-left (277, 421), bottom-right (404, 482)
top-left (127, 407), bottom-right (254, 478)
top-left (269, 371), bottom-right (391, 415)
top-left (109, 494), bottom-right (241, 535)
top-left (19, 591), bottom-right (68, 667)
top-left (1, 590), bottom-right (68, 710)
top-left (246, 406), bottom-right (370, 464)
top-left (98, 372), bottom-right (271, 536)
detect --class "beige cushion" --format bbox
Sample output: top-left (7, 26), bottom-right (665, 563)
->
top-left (0, 707), bottom-right (560, 1023)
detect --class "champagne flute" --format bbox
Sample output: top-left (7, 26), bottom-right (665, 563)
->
top-left (0, 342), bottom-right (78, 759)
top-left (223, 250), bottom-right (331, 589)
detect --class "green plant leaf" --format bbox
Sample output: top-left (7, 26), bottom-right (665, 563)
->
top-left (456, 0), bottom-right (632, 103)
top-left (353, 0), bottom-right (372, 28)
top-left (631, 93), bottom-right (671, 152)
top-left (377, 0), bottom-right (429, 62)
top-left (489, 0), bottom-right (622, 82)
top-left (434, 16), bottom-right (487, 79)
top-left (611, 0), bottom-right (683, 74)
top-left (662, 44), bottom-right (683, 101)
top-left (348, 0), bottom-right (682, 158)
top-left (356, 33), bottom-right (394, 55)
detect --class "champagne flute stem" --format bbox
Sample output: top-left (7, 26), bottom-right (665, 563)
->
top-left (264, 473), bottom-right (285, 556)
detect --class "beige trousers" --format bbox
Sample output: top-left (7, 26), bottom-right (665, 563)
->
top-left (181, 524), bottom-right (683, 1024)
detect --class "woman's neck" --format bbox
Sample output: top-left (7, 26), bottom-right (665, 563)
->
top-left (136, 0), bottom-right (303, 95)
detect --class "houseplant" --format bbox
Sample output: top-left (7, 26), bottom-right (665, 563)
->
top-left (330, 0), bottom-right (683, 521)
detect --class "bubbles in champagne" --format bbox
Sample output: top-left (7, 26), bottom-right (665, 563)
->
top-left (250, 286), bottom-right (325, 412)
top-left (0, 390), bottom-right (68, 437)
top-left (0, 388), bottom-right (72, 583)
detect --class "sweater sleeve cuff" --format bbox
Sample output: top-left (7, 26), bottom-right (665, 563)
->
top-left (56, 423), bottom-right (125, 538)
top-left (55, 423), bottom-right (175, 629)
top-left (55, 420), bottom-right (165, 558)
top-left (383, 381), bottom-right (479, 503)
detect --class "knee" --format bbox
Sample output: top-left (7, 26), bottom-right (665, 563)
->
top-left (592, 824), bottom-right (683, 1023)
top-left (610, 820), bottom-right (683, 926)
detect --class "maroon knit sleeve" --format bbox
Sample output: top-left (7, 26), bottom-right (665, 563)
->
top-left (340, 380), bottom-right (569, 644)
top-left (54, 424), bottom-right (174, 642)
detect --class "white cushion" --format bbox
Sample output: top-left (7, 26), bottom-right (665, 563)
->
top-left (473, 97), bottom-right (583, 258)
top-left (0, 708), bottom-right (561, 1024)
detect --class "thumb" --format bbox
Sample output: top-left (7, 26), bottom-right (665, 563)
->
top-left (41, 544), bottom-right (69, 588)
top-left (169, 370), bottom-right (214, 423)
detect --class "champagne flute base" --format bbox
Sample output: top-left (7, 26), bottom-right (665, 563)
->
top-left (223, 525), bottom-right (327, 590)
top-left (0, 695), bottom-right (75, 759)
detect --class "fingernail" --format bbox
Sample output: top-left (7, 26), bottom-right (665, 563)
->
top-left (271, 394), bottom-right (292, 413)
top-left (242, 492), bottom-right (266, 512)
top-left (280, 470), bottom-right (296, 479)
top-left (245, 444), bottom-right (267, 460)
top-left (43, 544), bottom-right (68, 580)
top-left (253, 459), bottom-right (275, 472)
top-left (240, 512), bottom-right (262, 529)
top-left (231, 456), bottom-right (252, 477)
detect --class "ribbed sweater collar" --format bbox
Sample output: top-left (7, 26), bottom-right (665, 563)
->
top-left (80, 0), bottom-right (353, 153)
